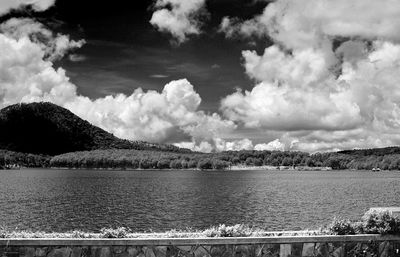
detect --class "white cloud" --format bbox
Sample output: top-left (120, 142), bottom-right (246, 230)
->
top-left (7, 0), bottom-right (400, 153)
top-left (175, 138), bottom-right (254, 153)
top-left (68, 54), bottom-right (86, 62)
top-left (150, 74), bottom-right (169, 78)
top-left (254, 139), bottom-right (285, 151)
top-left (220, 45), bottom-right (362, 131)
top-left (150, 0), bottom-right (207, 44)
top-left (219, 0), bottom-right (400, 152)
top-left (0, 0), bottom-right (55, 15)
top-left (0, 32), bottom-right (78, 107)
top-left (215, 138), bottom-right (253, 151)
top-left (0, 18), bottom-right (235, 147)
top-left (219, 17), bottom-right (266, 39)
top-left (66, 79), bottom-right (236, 143)
top-left (0, 18), bottom-right (85, 61)
top-left (219, 0), bottom-right (400, 48)
top-left (174, 141), bottom-right (214, 153)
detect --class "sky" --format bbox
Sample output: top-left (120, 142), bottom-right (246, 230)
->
top-left (2, 0), bottom-right (400, 152)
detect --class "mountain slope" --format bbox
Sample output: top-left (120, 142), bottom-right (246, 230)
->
top-left (0, 102), bottom-right (188, 155)
top-left (337, 146), bottom-right (400, 156)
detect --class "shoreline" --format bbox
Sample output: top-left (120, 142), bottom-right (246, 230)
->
top-left (40, 165), bottom-right (334, 171)
top-left (229, 165), bottom-right (333, 171)
top-left (13, 166), bottom-right (395, 172)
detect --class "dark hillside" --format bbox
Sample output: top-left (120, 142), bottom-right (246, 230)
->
top-left (337, 147), bottom-right (400, 156)
top-left (0, 102), bottom-right (189, 155)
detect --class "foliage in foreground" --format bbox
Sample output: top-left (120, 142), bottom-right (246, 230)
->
top-left (1, 211), bottom-right (399, 238)
top-left (0, 225), bottom-right (316, 239)
top-left (327, 210), bottom-right (400, 235)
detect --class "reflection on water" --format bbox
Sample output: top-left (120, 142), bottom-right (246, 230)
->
top-left (0, 168), bottom-right (399, 232)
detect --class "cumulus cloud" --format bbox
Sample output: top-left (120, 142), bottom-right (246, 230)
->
top-left (66, 79), bottom-right (236, 143)
top-left (150, 0), bottom-right (207, 44)
top-left (254, 139), bottom-right (285, 151)
top-left (219, 0), bottom-right (400, 152)
top-left (175, 137), bottom-right (289, 153)
top-left (219, 17), bottom-right (266, 39)
top-left (0, 1), bottom-right (238, 152)
top-left (219, 0), bottom-right (400, 48)
top-left (0, 0), bottom-right (55, 15)
top-left (215, 138), bottom-right (253, 152)
top-left (175, 138), bottom-right (253, 153)
top-left (7, 0), bottom-right (400, 153)
top-left (0, 18), bottom-right (235, 147)
top-left (0, 31), bottom-right (78, 107)
top-left (0, 18), bottom-right (85, 61)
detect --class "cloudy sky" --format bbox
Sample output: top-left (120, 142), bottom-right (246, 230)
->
top-left (2, 0), bottom-right (400, 152)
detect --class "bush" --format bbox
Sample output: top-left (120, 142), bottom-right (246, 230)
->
top-left (361, 210), bottom-right (400, 235)
top-left (203, 224), bottom-right (257, 237)
top-left (327, 217), bottom-right (358, 235)
top-left (0, 228), bottom-right (6, 238)
top-left (70, 230), bottom-right (90, 238)
top-left (100, 227), bottom-right (131, 238)
top-left (327, 211), bottom-right (400, 235)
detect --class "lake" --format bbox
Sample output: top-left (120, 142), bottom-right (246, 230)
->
top-left (0, 168), bottom-right (399, 232)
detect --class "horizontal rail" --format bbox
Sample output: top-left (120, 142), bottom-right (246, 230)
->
top-left (1, 235), bottom-right (400, 246)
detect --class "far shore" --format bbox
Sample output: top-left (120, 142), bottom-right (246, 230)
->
top-left (229, 165), bottom-right (333, 171)
top-left (44, 165), bottom-right (334, 171)
top-left (11, 165), bottom-right (396, 172)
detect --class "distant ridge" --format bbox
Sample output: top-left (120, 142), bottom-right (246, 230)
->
top-left (0, 102), bottom-right (189, 155)
top-left (337, 146), bottom-right (400, 156)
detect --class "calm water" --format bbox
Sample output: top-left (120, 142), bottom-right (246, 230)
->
top-left (0, 168), bottom-right (399, 232)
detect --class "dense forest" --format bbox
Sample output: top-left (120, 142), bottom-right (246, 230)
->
top-left (0, 102), bottom-right (189, 156)
top-left (49, 147), bottom-right (400, 170)
top-left (0, 150), bottom-right (50, 168)
top-left (2, 145), bottom-right (400, 171)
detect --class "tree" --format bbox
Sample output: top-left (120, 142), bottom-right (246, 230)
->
top-left (281, 157), bottom-right (293, 166)
top-left (293, 155), bottom-right (303, 166)
top-left (170, 159), bottom-right (182, 169)
top-left (245, 157), bottom-right (254, 166)
top-left (157, 159), bottom-right (170, 169)
top-left (254, 158), bottom-right (263, 166)
top-left (197, 159), bottom-right (212, 170)
top-left (324, 157), bottom-right (342, 170)
top-left (305, 157), bottom-right (315, 167)
top-left (187, 160), bottom-right (198, 169)
top-left (212, 159), bottom-right (230, 170)
top-left (231, 157), bottom-right (240, 165)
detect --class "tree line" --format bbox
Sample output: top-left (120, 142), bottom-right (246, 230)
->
top-left (48, 148), bottom-right (400, 170)
top-left (49, 149), bottom-right (231, 170)
top-left (3, 146), bottom-right (400, 170)
top-left (0, 150), bottom-right (49, 168)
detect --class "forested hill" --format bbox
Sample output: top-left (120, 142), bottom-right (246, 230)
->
top-left (2, 102), bottom-right (400, 170)
top-left (0, 102), bottom-right (189, 156)
top-left (338, 147), bottom-right (400, 156)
